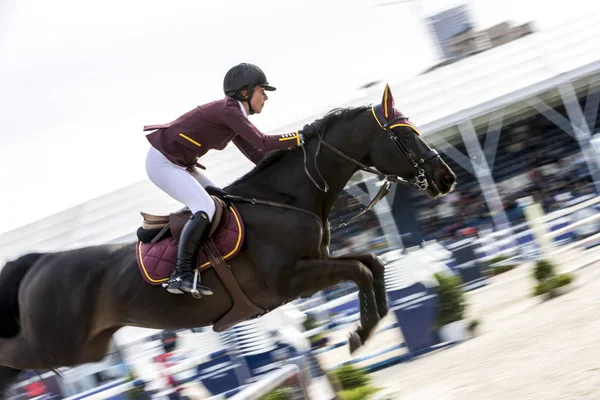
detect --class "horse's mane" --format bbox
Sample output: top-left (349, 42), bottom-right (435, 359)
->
top-left (228, 106), bottom-right (370, 187)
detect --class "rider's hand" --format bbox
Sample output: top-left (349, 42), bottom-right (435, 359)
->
top-left (298, 124), bottom-right (311, 146)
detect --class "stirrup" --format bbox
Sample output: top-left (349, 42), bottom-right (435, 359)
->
top-left (163, 270), bottom-right (213, 298)
top-left (190, 269), bottom-right (214, 298)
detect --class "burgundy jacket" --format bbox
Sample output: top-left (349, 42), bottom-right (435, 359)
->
top-left (144, 96), bottom-right (301, 171)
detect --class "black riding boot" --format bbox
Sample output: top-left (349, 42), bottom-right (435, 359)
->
top-left (166, 211), bottom-right (214, 296)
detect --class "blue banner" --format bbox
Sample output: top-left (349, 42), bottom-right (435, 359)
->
top-left (388, 282), bottom-right (440, 355)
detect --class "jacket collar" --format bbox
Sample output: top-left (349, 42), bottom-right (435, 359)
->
top-left (224, 96), bottom-right (249, 119)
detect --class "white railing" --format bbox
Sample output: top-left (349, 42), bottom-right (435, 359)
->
top-left (473, 195), bottom-right (600, 262)
top-left (546, 212), bottom-right (600, 240)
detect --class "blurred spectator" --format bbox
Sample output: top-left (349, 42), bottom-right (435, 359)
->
top-left (327, 115), bottom-right (596, 250)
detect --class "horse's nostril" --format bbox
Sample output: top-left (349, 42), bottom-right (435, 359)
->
top-left (443, 173), bottom-right (454, 184)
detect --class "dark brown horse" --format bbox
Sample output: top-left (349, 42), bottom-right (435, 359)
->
top-left (0, 85), bottom-right (456, 394)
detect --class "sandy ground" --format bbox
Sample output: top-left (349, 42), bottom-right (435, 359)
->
top-left (369, 247), bottom-right (600, 400)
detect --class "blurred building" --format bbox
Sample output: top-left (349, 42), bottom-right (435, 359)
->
top-left (427, 4), bottom-right (474, 60)
top-left (425, 4), bottom-right (535, 72)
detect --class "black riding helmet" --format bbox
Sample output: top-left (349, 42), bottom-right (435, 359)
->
top-left (223, 63), bottom-right (276, 115)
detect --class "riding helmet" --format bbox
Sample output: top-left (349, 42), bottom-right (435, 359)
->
top-left (223, 63), bottom-right (276, 101)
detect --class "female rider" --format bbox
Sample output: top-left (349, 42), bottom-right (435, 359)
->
top-left (143, 63), bottom-right (305, 296)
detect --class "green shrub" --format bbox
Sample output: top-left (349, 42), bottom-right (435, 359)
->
top-left (309, 332), bottom-right (325, 343)
top-left (302, 314), bottom-right (319, 331)
top-left (555, 273), bottom-right (573, 287)
top-left (434, 272), bottom-right (466, 329)
top-left (533, 280), bottom-right (554, 296)
top-left (309, 332), bottom-right (329, 348)
top-left (485, 264), bottom-right (517, 277)
top-left (531, 259), bottom-right (575, 297)
top-left (486, 254), bottom-right (509, 267)
top-left (533, 259), bottom-right (556, 282)
top-left (326, 371), bottom-right (343, 393)
top-left (532, 273), bottom-right (575, 297)
top-left (124, 370), bottom-right (148, 400)
top-left (332, 365), bottom-right (371, 391)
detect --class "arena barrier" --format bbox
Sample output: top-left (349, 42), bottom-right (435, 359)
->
top-left (473, 194), bottom-right (600, 264)
top-left (60, 347), bottom-right (249, 399)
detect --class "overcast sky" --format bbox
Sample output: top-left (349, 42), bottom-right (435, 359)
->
top-left (1, 0), bottom-right (599, 234)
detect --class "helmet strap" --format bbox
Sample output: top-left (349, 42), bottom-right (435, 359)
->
top-left (229, 86), bottom-right (255, 115)
top-left (246, 85), bottom-right (255, 115)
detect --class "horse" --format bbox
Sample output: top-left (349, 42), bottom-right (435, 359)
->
top-left (0, 84), bottom-right (456, 395)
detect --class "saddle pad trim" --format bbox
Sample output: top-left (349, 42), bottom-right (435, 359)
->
top-left (136, 205), bottom-right (243, 283)
top-left (199, 205), bottom-right (243, 270)
top-left (136, 241), bottom-right (169, 284)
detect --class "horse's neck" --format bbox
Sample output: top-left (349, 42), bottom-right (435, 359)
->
top-left (285, 119), bottom-right (373, 220)
top-left (315, 129), bottom-right (372, 219)
top-left (230, 115), bottom-right (373, 221)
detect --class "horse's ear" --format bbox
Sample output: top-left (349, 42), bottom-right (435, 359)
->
top-left (381, 83), bottom-right (395, 121)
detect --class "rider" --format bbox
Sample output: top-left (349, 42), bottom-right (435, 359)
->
top-left (143, 63), bottom-right (305, 296)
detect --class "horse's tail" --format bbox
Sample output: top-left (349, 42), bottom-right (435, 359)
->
top-left (0, 253), bottom-right (44, 339)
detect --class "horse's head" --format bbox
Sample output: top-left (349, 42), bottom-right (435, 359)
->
top-left (366, 84), bottom-right (456, 198)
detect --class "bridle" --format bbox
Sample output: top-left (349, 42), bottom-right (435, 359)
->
top-left (303, 104), bottom-right (440, 192)
top-left (371, 105), bottom-right (441, 188)
top-left (301, 104), bottom-right (442, 227)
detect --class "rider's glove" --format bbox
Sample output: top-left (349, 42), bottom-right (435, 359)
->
top-left (298, 124), bottom-right (311, 146)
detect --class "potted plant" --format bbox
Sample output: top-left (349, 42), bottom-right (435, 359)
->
top-left (549, 272), bottom-right (575, 297)
top-left (260, 387), bottom-right (293, 400)
top-left (309, 332), bottom-right (329, 349)
top-left (302, 314), bottom-right (329, 349)
top-left (532, 259), bottom-right (575, 299)
top-left (330, 364), bottom-right (381, 400)
top-left (124, 371), bottom-right (151, 400)
top-left (484, 254), bottom-right (519, 277)
top-left (434, 272), bottom-right (469, 343)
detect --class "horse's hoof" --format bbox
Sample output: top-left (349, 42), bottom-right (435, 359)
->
top-left (349, 332), bottom-right (363, 354)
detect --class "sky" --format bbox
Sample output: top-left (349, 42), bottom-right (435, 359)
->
top-left (1, 0), bottom-right (599, 234)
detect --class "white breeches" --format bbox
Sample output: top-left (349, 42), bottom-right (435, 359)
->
top-left (145, 146), bottom-right (216, 221)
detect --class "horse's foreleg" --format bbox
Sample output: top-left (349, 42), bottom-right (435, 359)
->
top-left (331, 253), bottom-right (388, 319)
top-left (290, 259), bottom-right (379, 354)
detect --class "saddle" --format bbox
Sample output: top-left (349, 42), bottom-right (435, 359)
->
top-left (138, 196), bottom-right (227, 244)
top-left (135, 190), bottom-right (264, 332)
